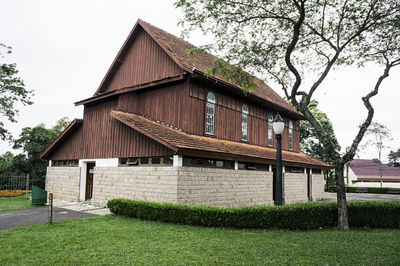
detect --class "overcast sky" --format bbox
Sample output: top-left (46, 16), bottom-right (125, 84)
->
top-left (1, 0), bottom-right (399, 162)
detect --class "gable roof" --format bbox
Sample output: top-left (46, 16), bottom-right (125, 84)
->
top-left (41, 119), bottom-right (83, 159)
top-left (92, 19), bottom-right (300, 117)
top-left (349, 159), bottom-right (400, 182)
top-left (110, 110), bottom-right (331, 169)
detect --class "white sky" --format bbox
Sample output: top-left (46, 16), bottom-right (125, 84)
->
top-left (1, 0), bottom-right (399, 162)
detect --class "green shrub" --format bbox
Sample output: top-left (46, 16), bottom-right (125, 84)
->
top-left (325, 186), bottom-right (392, 194)
top-left (348, 201), bottom-right (400, 228)
top-left (108, 199), bottom-right (400, 229)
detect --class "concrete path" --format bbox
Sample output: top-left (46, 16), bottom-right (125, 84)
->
top-left (320, 192), bottom-right (400, 202)
top-left (0, 200), bottom-right (110, 231)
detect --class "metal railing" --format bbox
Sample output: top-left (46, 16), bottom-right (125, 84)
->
top-left (0, 173), bottom-right (30, 198)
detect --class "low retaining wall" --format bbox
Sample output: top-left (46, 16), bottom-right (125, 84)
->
top-left (284, 173), bottom-right (309, 204)
top-left (45, 167), bottom-right (81, 201)
top-left (177, 167), bottom-right (273, 207)
top-left (312, 174), bottom-right (325, 200)
top-left (91, 167), bottom-right (179, 206)
top-left (45, 166), bottom-right (323, 207)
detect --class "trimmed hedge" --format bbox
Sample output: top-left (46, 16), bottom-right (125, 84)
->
top-left (327, 186), bottom-right (395, 194)
top-left (107, 199), bottom-right (400, 229)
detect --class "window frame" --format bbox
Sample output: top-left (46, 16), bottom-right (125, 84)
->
top-left (268, 113), bottom-right (274, 147)
top-left (289, 120), bottom-right (293, 151)
top-left (241, 104), bottom-right (249, 141)
top-left (205, 91), bottom-right (216, 135)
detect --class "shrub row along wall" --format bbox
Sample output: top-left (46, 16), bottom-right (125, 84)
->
top-left (326, 186), bottom-right (400, 194)
top-left (108, 199), bottom-right (400, 230)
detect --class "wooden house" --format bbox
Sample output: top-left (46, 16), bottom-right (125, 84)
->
top-left (41, 19), bottom-right (330, 207)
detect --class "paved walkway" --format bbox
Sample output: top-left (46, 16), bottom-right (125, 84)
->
top-left (52, 200), bottom-right (111, 215)
top-left (0, 200), bottom-right (110, 231)
top-left (320, 192), bottom-right (400, 202)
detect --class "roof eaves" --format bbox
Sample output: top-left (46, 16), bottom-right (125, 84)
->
top-left (110, 111), bottom-right (179, 152)
top-left (40, 119), bottom-right (83, 159)
top-left (76, 74), bottom-right (186, 106)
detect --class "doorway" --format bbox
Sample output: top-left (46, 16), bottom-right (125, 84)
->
top-left (85, 162), bottom-right (95, 200)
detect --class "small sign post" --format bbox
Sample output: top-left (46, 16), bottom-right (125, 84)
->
top-left (48, 193), bottom-right (53, 223)
top-left (25, 174), bottom-right (29, 199)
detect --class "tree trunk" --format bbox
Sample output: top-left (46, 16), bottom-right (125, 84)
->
top-left (335, 164), bottom-right (349, 230)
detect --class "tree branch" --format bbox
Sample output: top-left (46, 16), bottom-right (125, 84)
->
top-left (342, 55), bottom-right (396, 163)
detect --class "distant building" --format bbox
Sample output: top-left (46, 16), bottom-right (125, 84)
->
top-left (345, 159), bottom-right (400, 188)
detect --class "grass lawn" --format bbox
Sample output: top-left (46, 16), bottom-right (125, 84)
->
top-left (0, 215), bottom-right (399, 265)
top-left (0, 194), bottom-right (38, 212)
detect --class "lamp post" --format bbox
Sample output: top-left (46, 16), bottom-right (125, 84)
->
top-left (273, 113), bottom-right (285, 205)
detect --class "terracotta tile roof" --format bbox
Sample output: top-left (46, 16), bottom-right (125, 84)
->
top-left (110, 110), bottom-right (331, 169)
top-left (137, 20), bottom-right (298, 115)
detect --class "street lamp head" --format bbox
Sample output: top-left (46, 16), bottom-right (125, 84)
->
top-left (273, 113), bottom-right (285, 135)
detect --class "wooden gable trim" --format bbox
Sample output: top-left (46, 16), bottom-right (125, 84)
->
top-left (93, 20), bottom-right (191, 96)
top-left (109, 111), bottom-right (179, 152)
top-left (137, 19), bottom-right (193, 74)
top-left (76, 74), bottom-right (186, 106)
top-left (41, 119), bottom-right (83, 159)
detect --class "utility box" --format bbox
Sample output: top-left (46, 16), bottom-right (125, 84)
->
top-left (32, 185), bottom-right (47, 205)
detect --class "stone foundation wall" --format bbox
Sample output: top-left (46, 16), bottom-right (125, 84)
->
top-left (91, 167), bottom-right (179, 206)
top-left (45, 165), bottom-right (324, 207)
top-left (312, 174), bottom-right (325, 200)
top-left (45, 167), bottom-right (81, 201)
top-left (284, 173), bottom-right (308, 204)
top-left (177, 167), bottom-right (273, 207)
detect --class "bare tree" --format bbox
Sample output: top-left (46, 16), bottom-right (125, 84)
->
top-left (176, 0), bottom-right (400, 229)
top-left (362, 122), bottom-right (393, 187)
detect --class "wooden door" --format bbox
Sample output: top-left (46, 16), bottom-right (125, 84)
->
top-left (85, 162), bottom-right (95, 200)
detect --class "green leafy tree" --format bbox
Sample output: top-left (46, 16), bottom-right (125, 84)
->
top-left (388, 148), bottom-right (400, 167)
top-left (52, 117), bottom-right (71, 134)
top-left (0, 151), bottom-right (15, 174)
top-left (0, 43), bottom-right (33, 141)
top-left (176, 0), bottom-right (400, 229)
top-left (300, 101), bottom-right (340, 165)
top-left (12, 118), bottom-right (71, 188)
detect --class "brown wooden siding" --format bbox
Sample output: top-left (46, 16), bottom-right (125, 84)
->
top-left (188, 80), bottom-right (301, 152)
top-left (116, 80), bottom-right (199, 134)
top-left (48, 99), bottom-right (174, 160)
top-left (50, 78), bottom-right (301, 160)
top-left (103, 28), bottom-right (183, 93)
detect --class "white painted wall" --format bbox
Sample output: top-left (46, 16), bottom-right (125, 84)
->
top-left (78, 158), bottom-right (118, 201)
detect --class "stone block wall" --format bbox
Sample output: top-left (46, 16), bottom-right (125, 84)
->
top-left (312, 174), bottom-right (325, 200)
top-left (45, 165), bottom-right (324, 207)
top-left (284, 173), bottom-right (308, 204)
top-left (177, 167), bottom-right (273, 207)
top-left (45, 167), bottom-right (81, 201)
top-left (91, 167), bottom-right (179, 206)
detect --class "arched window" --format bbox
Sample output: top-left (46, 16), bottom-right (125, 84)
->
top-left (268, 114), bottom-right (274, 146)
top-left (289, 120), bottom-right (293, 151)
top-left (241, 104), bottom-right (249, 141)
top-left (205, 91), bottom-right (216, 135)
